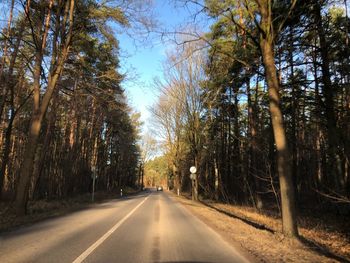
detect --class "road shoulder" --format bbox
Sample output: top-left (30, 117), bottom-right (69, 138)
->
top-left (169, 192), bottom-right (339, 263)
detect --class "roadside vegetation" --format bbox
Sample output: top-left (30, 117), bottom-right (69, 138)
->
top-left (0, 0), bottom-right (153, 215)
top-left (145, 0), bottom-right (350, 261)
top-left (1, 0), bottom-right (349, 261)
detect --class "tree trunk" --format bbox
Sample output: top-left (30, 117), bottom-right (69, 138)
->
top-left (14, 11), bottom-right (46, 213)
top-left (214, 153), bottom-right (220, 201)
top-left (14, 0), bottom-right (74, 214)
top-left (193, 157), bottom-right (199, 201)
top-left (173, 163), bottom-right (180, 195)
top-left (0, 75), bottom-right (25, 197)
top-left (14, 113), bottom-right (42, 214)
top-left (30, 92), bottom-right (58, 200)
top-left (260, 37), bottom-right (298, 237)
top-left (0, 110), bottom-right (15, 197)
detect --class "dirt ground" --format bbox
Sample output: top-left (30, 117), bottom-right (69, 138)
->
top-left (173, 193), bottom-right (350, 263)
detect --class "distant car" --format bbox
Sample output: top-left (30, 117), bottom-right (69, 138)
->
top-left (157, 186), bottom-right (163, 191)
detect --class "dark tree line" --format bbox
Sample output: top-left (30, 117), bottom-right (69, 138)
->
top-left (0, 0), bottom-right (142, 215)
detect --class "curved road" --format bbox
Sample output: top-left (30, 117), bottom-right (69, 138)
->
top-left (0, 190), bottom-right (250, 263)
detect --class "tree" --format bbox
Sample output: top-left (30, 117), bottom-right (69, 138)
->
top-left (151, 84), bottom-right (187, 194)
top-left (0, 0), bottom-right (147, 214)
top-left (14, 0), bottom-right (76, 215)
top-left (144, 156), bottom-right (168, 187)
top-left (200, 0), bottom-right (299, 236)
top-left (139, 132), bottom-right (157, 189)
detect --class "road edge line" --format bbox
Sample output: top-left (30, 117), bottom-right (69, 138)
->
top-left (72, 195), bottom-right (150, 263)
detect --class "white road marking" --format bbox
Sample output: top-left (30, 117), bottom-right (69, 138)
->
top-left (72, 195), bottom-right (150, 263)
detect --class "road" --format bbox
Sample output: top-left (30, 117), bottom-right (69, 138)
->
top-left (0, 190), bottom-right (250, 263)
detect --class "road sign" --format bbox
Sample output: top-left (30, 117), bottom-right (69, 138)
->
top-left (190, 166), bottom-right (197, 174)
top-left (190, 173), bottom-right (196, 180)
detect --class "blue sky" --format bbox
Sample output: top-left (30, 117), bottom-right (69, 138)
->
top-left (118, 1), bottom-right (201, 132)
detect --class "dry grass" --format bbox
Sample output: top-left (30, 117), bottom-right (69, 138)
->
top-left (174, 194), bottom-right (350, 263)
top-left (211, 202), bottom-right (350, 260)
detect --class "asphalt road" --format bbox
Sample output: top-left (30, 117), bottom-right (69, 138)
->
top-left (0, 190), bottom-right (250, 263)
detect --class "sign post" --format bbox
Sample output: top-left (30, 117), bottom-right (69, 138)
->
top-left (190, 166), bottom-right (198, 201)
top-left (91, 166), bottom-right (97, 202)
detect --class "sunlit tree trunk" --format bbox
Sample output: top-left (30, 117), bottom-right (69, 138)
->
top-left (260, 37), bottom-right (298, 237)
top-left (30, 90), bottom-right (58, 199)
top-left (256, 0), bottom-right (298, 238)
top-left (173, 162), bottom-right (180, 195)
top-left (14, 0), bottom-right (75, 215)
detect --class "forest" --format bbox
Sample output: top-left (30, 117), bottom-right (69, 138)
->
top-left (0, 0), bottom-right (147, 216)
top-left (0, 0), bottom-right (349, 244)
top-left (148, 0), bottom-right (349, 239)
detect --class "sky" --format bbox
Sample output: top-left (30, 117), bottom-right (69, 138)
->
top-left (0, 0), bottom-right (204, 133)
top-left (118, 1), bottom-right (200, 133)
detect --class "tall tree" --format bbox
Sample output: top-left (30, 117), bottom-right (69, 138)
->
top-left (203, 0), bottom-right (299, 236)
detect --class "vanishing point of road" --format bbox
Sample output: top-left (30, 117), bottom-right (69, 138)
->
top-left (0, 190), bottom-right (250, 263)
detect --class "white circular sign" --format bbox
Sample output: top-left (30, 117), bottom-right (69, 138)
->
top-left (190, 166), bottom-right (197, 174)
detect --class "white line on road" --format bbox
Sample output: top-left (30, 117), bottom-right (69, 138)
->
top-left (72, 195), bottom-right (150, 263)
